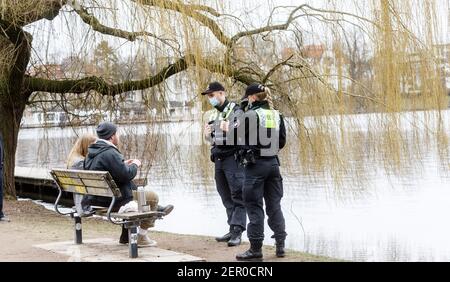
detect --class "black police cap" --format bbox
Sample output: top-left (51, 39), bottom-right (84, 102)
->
top-left (201, 82), bottom-right (225, 95)
top-left (244, 83), bottom-right (266, 98)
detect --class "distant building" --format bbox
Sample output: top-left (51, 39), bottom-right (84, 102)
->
top-left (281, 47), bottom-right (296, 60)
top-left (300, 44), bottom-right (325, 61)
top-left (401, 43), bottom-right (450, 95)
top-left (280, 44), bottom-right (351, 92)
top-left (434, 43), bottom-right (450, 93)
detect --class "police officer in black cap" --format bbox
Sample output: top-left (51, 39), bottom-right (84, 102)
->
top-left (202, 82), bottom-right (247, 247)
top-left (235, 83), bottom-right (287, 261)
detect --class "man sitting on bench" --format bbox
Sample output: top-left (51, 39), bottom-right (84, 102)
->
top-left (84, 122), bottom-right (174, 247)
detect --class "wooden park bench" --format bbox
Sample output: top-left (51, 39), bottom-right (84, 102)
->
top-left (50, 169), bottom-right (165, 259)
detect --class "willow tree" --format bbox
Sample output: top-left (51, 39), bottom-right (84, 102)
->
top-left (1, 0), bottom-right (448, 197)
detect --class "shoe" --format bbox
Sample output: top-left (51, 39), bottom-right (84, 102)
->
top-left (236, 248), bottom-right (263, 261)
top-left (80, 209), bottom-right (95, 218)
top-left (227, 227), bottom-right (243, 247)
top-left (0, 216), bottom-right (10, 222)
top-left (228, 234), bottom-right (242, 247)
top-left (276, 241), bottom-right (285, 258)
top-left (157, 205), bottom-right (174, 216)
top-left (215, 232), bottom-right (232, 242)
top-left (119, 236), bottom-right (128, 244)
top-left (137, 234), bottom-right (157, 247)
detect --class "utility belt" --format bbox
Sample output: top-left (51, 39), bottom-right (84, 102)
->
top-left (211, 149), bottom-right (237, 163)
top-left (235, 149), bottom-right (279, 167)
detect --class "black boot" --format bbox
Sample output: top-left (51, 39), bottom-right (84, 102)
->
top-left (275, 241), bottom-right (285, 258)
top-left (236, 242), bottom-right (263, 261)
top-left (119, 226), bottom-right (128, 244)
top-left (227, 226), bottom-right (243, 247)
top-left (215, 232), bottom-right (232, 242)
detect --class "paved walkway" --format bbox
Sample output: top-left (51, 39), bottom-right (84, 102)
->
top-left (35, 238), bottom-right (204, 262)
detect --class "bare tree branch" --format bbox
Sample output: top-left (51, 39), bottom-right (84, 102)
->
top-left (134, 0), bottom-right (232, 46)
top-left (24, 55), bottom-right (192, 95)
top-left (262, 54), bottom-right (294, 84)
top-left (24, 52), bottom-right (258, 96)
top-left (72, 5), bottom-right (156, 42)
top-left (230, 5), bottom-right (306, 45)
top-left (185, 3), bottom-right (221, 17)
top-left (294, 4), bottom-right (380, 28)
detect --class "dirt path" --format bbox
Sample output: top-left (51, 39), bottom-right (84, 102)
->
top-left (0, 200), bottom-right (337, 262)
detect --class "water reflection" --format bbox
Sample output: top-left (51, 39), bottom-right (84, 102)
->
top-left (16, 110), bottom-right (450, 261)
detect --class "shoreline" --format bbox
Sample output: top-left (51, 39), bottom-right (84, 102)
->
top-left (0, 199), bottom-right (341, 262)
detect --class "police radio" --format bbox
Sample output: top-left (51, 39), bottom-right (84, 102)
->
top-left (208, 120), bottom-right (216, 138)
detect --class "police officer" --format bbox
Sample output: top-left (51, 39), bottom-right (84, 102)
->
top-left (236, 83), bottom-right (287, 261)
top-left (202, 82), bottom-right (247, 247)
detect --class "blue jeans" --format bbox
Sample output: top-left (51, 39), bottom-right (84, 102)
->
top-left (0, 172), bottom-right (4, 218)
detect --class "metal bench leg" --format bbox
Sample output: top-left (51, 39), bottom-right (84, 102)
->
top-left (128, 226), bottom-right (138, 258)
top-left (74, 216), bottom-right (82, 244)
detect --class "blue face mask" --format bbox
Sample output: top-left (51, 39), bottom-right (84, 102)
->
top-left (209, 97), bottom-right (221, 107)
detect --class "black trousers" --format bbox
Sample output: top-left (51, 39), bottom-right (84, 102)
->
top-left (243, 157), bottom-right (287, 244)
top-left (214, 155), bottom-right (247, 231)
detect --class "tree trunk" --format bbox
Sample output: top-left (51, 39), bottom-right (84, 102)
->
top-left (0, 26), bottom-right (33, 198)
top-left (0, 99), bottom-right (26, 198)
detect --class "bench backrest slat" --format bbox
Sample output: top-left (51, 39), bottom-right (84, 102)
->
top-left (51, 169), bottom-right (122, 198)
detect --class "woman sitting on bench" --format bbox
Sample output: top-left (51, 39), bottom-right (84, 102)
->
top-left (66, 128), bottom-right (174, 247)
top-left (67, 133), bottom-right (97, 217)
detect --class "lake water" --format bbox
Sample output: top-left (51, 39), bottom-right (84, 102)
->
top-left (16, 109), bottom-right (450, 262)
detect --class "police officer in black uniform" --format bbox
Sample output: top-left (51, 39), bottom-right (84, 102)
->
top-left (236, 83), bottom-right (287, 261)
top-left (202, 82), bottom-right (247, 247)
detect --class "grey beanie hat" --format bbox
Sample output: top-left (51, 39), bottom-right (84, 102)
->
top-left (96, 122), bottom-right (117, 140)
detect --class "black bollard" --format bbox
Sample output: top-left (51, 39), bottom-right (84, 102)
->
top-left (128, 226), bottom-right (138, 258)
top-left (74, 216), bottom-right (82, 244)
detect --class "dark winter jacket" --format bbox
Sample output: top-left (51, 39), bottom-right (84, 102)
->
top-left (84, 140), bottom-right (138, 203)
top-left (208, 99), bottom-right (244, 160)
top-left (240, 100), bottom-right (287, 157)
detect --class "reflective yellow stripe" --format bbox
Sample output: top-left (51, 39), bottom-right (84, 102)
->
top-left (255, 108), bottom-right (280, 129)
top-left (209, 111), bottom-right (219, 122)
top-left (209, 103), bottom-right (236, 122)
top-left (265, 111), bottom-right (276, 128)
top-left (224, 103), bottom-right (236, 120)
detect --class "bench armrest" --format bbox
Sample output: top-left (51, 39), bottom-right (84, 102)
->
top-left (54, 184), bottom-right (75, 216)
top-left (106, 197), bottom-right (124, 225)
